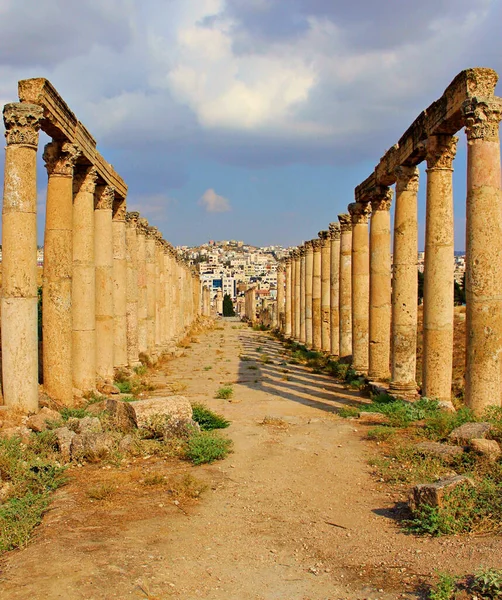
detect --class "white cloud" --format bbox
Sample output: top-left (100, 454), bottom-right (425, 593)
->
top-left (199, 188), bottom-right (231, 212)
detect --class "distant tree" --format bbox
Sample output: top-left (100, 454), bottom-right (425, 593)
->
top-left (418, 270), bottom-right (424, 304)
top-left (454, 273), bottom-right (466, 305)
top-left (223, 293), bottom-right (235, 317)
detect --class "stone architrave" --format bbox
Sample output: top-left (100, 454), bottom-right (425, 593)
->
top-left (338, 214), bottom-right (353, 359)
top-left (277, 264), bottom-right (285, 331)
top-left (73, 166), bottom-right (98, 392)
top-left (304, 240), bottom-right (314, 348)
top-left (369, 187), bottom-right (392, 381)
top-left (423, 135), bottom-right (458, 401)
top-left (299, 247), bottom-right (306, 343)
top-left (43, 140), bottom-right (81, 403)
top-left (136, 218), bottom-right (148, 354)
top-left (319, 230), bottom-right (331, 353)
top-left (329, 222), bottom-right (341, 357)
top-left (349, 202), bottom-right (371, 375)
top-left (112, 198), bottom-right (128, 368)
top-left (125, 212), bottom-right (140, 366)
top-left (95, 185), bottom-right (115, 381)
top-left (390, 166), bottom-right (419, 395)
top-left (462, 97), bottom-right (502, 414)
top-left (285, 257), bottom-right (292, 338)
top-left (312, 238), bottom-right (322, 351)
top-left (145, 227), bottom-right (157, 356)
top-left (1, 103), bottom-right (43, 411)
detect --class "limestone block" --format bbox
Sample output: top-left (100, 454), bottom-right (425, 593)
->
top-left (53, 427), bottom-right (76, 462)
top-left (67, 416), bottom-right (102, 434)
top-left (129, 396), bottom-right (193, 428)
top-left (118, 434), bottom-right (141, 455)
top-left (409, 475), bottom-right (474, 512)
top-left (71, 432), bottom-right (115, 461)
top-left (87, 399), bottom-right (136, 431)
top-left (26, 407), bottom-right (61, 432)
top-left (415, 441), bottom-right (464, 463)
top-left (469, 438), bottom-right (501, 461)
top-left (448, 422), bottom-right (492, 444)
top-left (0, 426), bottom-right (32, 442)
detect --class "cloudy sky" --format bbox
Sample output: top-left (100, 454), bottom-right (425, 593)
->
top-left (0, 0), bottom-right (500, 248)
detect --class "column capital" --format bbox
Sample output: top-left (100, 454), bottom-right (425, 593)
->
top-left (43, 140), bottom-right (81, 177)
top-left (277, 263), bottom-right (285, 273)
top-left (394, 165), bottom-right (419, 192)
top-left (126, 211), bottom-right (140, 225)
top-left (304, 239), bottom-right (314, 253)
top-left (113, 198), bottom-right (127, 221)
top-left (73, 165), bottom-right (98, 194)
top-left (338, 213), bottom-right (352, 232)
top-left (284, 256), bottom-right (292, 266)
top-left (95, 185), bottom-right (115, 210)
top-left (370, 186), bottom-right (393, 212)
top-left (291, 248), bottom-right (300, 259)
top-left (318, 230), bottom-right (330, 247)
top-left (312, 238), bottom-right (321, 251)
top-left (348, 201), bottom-right (371, 224)
top-left (3, 102), bottom-right (43, 148)
top-left (425, 135), bottom-right (458, 171)
top-left (137, 217), bottom-right (149, 234)
top-left (298, 245), bottom-right (306, 257)
top-left (462, 96), bottom-right (502, 142)
top-left (329, 222), bottom-right (341, 240)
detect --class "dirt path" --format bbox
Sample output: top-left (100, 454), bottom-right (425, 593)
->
top-left (1, 320), bottom-right (501, 600)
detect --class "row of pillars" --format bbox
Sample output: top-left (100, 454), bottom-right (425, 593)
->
top-left (277, 98), bottom-right (502, 414)
top-left (1, 102), bottom-right (201, 412)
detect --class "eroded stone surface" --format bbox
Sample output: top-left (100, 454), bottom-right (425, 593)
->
top-left (448, 422), bottom-right (492, 444)
top-left (409, 475), bottom-right (474, 512)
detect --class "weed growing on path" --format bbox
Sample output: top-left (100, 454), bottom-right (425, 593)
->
top-left (185, 431), bottom-right (232, 465)
top-left (215, 386), bottom-right (233, 400)
top-left (428, 567), bottom-right (502, 599)
top-left (192, 403), bottom-right (230, 430)
top-left (87, 482), bottom-right (114, 501)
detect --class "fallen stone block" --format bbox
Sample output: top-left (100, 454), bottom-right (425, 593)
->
top-left (0, 426), bottom-right (32, 442)
top-left (409, 475), bottom-right (474, 512)
top-left (448, 422), bottom-right (492, 444)
top-left (53, 427), bottom-right (76, 462)
top-left (26, 407), bottom-right (61, 432)
top-left (129, 396), bottom-right (193, 428)
top-left (469, 438), bottom-right (501, 461)
top-left (415, 441), bottom-right (464, 463)
top-left (86, 399), bottom-right (136, 431)
top-left (67, 416), bottom-right (102, 434)
top-left (71, 432), bottom-right (115, 461)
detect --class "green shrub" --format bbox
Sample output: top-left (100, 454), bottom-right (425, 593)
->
top-left (424, 405), bottom-right (475, 440)
top-left (338, 407), bottom-right (360, 418)
top-left (215, 386), bottom-right (233, 400)
top-left (428, 572), bottom-right (457, 600)
top-left (470, 568), bottom-right (502, 598)
top-left (60, 407), bottom-right (88, 421)
top-left (366, 426), bottom-right (397, 441)
top-left (116, 380), bottom-right (133, 394)
top-left (185, 432), bottom-right (232, 465)
top-left (133, 364), bottom-right (148, 376)
top-left (192, 403), bottom-right (230, 430)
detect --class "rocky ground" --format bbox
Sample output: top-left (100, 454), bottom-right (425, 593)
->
top-left (1, 319), bottom-right (501, 600)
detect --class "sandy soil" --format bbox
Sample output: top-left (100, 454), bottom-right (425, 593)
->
top-left (0, 319), bottom-right (500, 600)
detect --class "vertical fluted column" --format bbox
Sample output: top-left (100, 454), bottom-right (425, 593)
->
top-left (329, 223), bottom-right (340, 357)
top-left (423, 136), bottom-right (458, 401)
top-left (463, 97), bottom-right (502, 414)
top-left (95, 185), bottom-right (115, 381)
top-left (1, 103), bottom-right (43, 411)
top-left (290, 250), bottom-right (297, 338)
top-left (136, 218), bottom-right (148, 354)
top-left (125, 212), bottom-right (140, 366)
top-left (305, 241), bottom-right (313, 348)
top-left (369, 188), bottom-right (392, 381)
top-left (299, 247), bottom-right (306, 343)
top-left (145, 227), bottom-right (157, 356)
top-left (277, 264), bottom-right (285, 331)
top-left (285, 257), bottom-right (292, 337)
top-left (338, 214), bottom-right (353, 360)
top-left (153, 233), bottom-right (163, 350)
top-left (390, 166), bottom-right (419, 395)
top-left (112, 197), bottom-right (128, 368)
top-left (294, 250), bottom-right (301, 340)
top-left (319, 230), bottom-right (331, 353)
top-left (312, 238), bottom-right (322, 351)
top-left (73, 166), bottom-right (98, 392)
top-left (43, 140), bottom-right (81, 403)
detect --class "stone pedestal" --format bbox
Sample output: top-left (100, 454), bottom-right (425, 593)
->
top-left (338, 214), bottom-right (353, 360)
top-left (277, 264), bottom-right (285, 331)
top-left (43, 140), bottom-right (81, 403)
top-left (95, 185), bottom-right (115, 381)
top-left (112, 198), bottom-right (128, 368)
top-left (390, 166), bottom-right (419, 395)
top-left (369, 188), bottom-right (392, 381)
top-left (125, 212), bottom-right (140, 366)
top-left (1, 103), bottom-right (43, 411)
top-left (423, 136), bottom-right (457, 401)
top-left (319, 230), bottom-right (331, 353)
top-left (73, 166), bottom-right (97, 392)
top-left (312, 239), bottom-right (322, 351)
top-left (285, 257), bottom-right (292, 338)
top-left (463, 97), bottom-right (502, 414)
top-left (299, 247), bottom-right (306, 343)
top-left (329, 223), bottom-right (340, 357)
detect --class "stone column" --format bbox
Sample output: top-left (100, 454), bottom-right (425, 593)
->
top-left (125, 212), bottom-right (140, 366)
top-left (73, 166), bottom-right (97, 392)
top-left (463, 97), bottom-right (502, 414)
top-left (112, 197), bottom-right (128, 369)
top-left (390, 166), bottom-right (419, 395)
top-left (43, 140), bottom-right (81, 403)
top-left (319, 230), bottom-right (331, 353)
top-left (277, 264), bottom-right (285, 331)
top-left (1, 103), bottom-right (43, 411)
top-left (290, 250), bottom-right (297, 339)
top-left (216, 289), bottom-right (223, 316)
top-left (369, 188), bottom-right (392, 381)
top-left (329, 223), bottom-right (341, 357)
top-left (422, 136), bottom-right (458, 401)
top-left (299, 247), bottom-right (306, 343)
top-left (294, 249), bottom-right (301, 341)
top-left (95, 185), bottom-right (115, 381)
top-left (305, 240), bottom-right (314, 348)
top-left (145, 227), bottom-right (157, 356)
top-left (338, 214), bottom-right (353, 360)
top-left (136, 218), bottom-right (148, 354)
top-left (312, 238), bottom-right (322, 351)
top-left (285, 257), bottom-right (292, 337)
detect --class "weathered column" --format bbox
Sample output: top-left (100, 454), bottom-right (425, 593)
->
top-left (285, 257), bottom-right (292, 337)
top-left (216, 288), bottom-right (223, 316)
top-left (369, 188), bottom-right (392, 381)
top-left (95, 185), bottom-right (115, 381)
top-left (319, 230), bottom-right (331, 353)
top-left (145, 227), bottom-right (157, 356)
top-left (125, 212), bottom-right (140, 366)
top-left (136, 218), bottom-right (148, 354)
top-left (312, 238), bottom-right (322, 351)
top-left (299, 247), bottom-right (306, 343)
top-left (294, 249), bottom-right (301, 341)
top-left (1, 103), bottom-right (43, 411)
top-left (154, 233), bottom-right (164, 350)
top-left (422, 136), bottom-right (458, 401)
top-left (390, 166), bottom-right (419, 395)
top-left (329, 222), bottom-right (340, 357)
top-left (305, 241), bottom-right (314, 348)
top-left (277, 264), bottom-right (285, 331)
top-left (290, 250), bottom-right (297, 339)
top-left (73, 166), bottom-right (97, 392)
top-left (463, 96), bottom-right (502, 414)
top-left (338, 214), bottom-right (353, 360)
top-left (43, 140), bottom-right (81, 403)
top-left (112, 197), bottom-right (128, 368)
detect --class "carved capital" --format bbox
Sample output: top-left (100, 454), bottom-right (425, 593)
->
top-left (137, 217), bottom-right (149, 234)
top-left (462, 97), bottom-right (502, 142)
top-left (394, 165), bottom-right (419, 193)
top-left (304, 240), bottom-right (314, 252)
top-left (370, 186), bottom-right (392, 212)
top-left (425, 135), bottom-right (458, 171)
top-left (113, 198), bottom-right (127, 221)
top-left (298, 245), bottom-right (306, 257)
top-left (291, 248), bottom-right (300, 259)
top-left (318, 230), bottom-right (330, 247)
top-left (95, 185), bottom-right (115, 210)
top-left (43, 141), bottom-right (81, 177)
top-left (338, 213), bottom-right (352, 232)
top-left (328, 222), bottom-right (340, 240)
top-left (277, 264), bottom-right (284, 273)
top-left (311, 238), bottom-right (321, 251)
top-left (348, 202), bottom-right (371, 224)
top-left (73, 166), bottom-right (98, 194)
top-left (3, 102), bottom-right (43, 148)
top-left (126, 211), bottom-right (140, 226)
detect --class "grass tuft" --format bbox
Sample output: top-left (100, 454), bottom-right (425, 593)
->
top-left (185, 431), bottom-right (232, 465)
top-left (192, 403), bottom-right (230, 430)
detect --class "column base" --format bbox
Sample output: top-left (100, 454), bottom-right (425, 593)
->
top-left (368, 371), bottom-right (390, 382)
top-left (352, 365), bottom-right (368, 376)
top-left (389, 381), bottom-right (419, 399)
